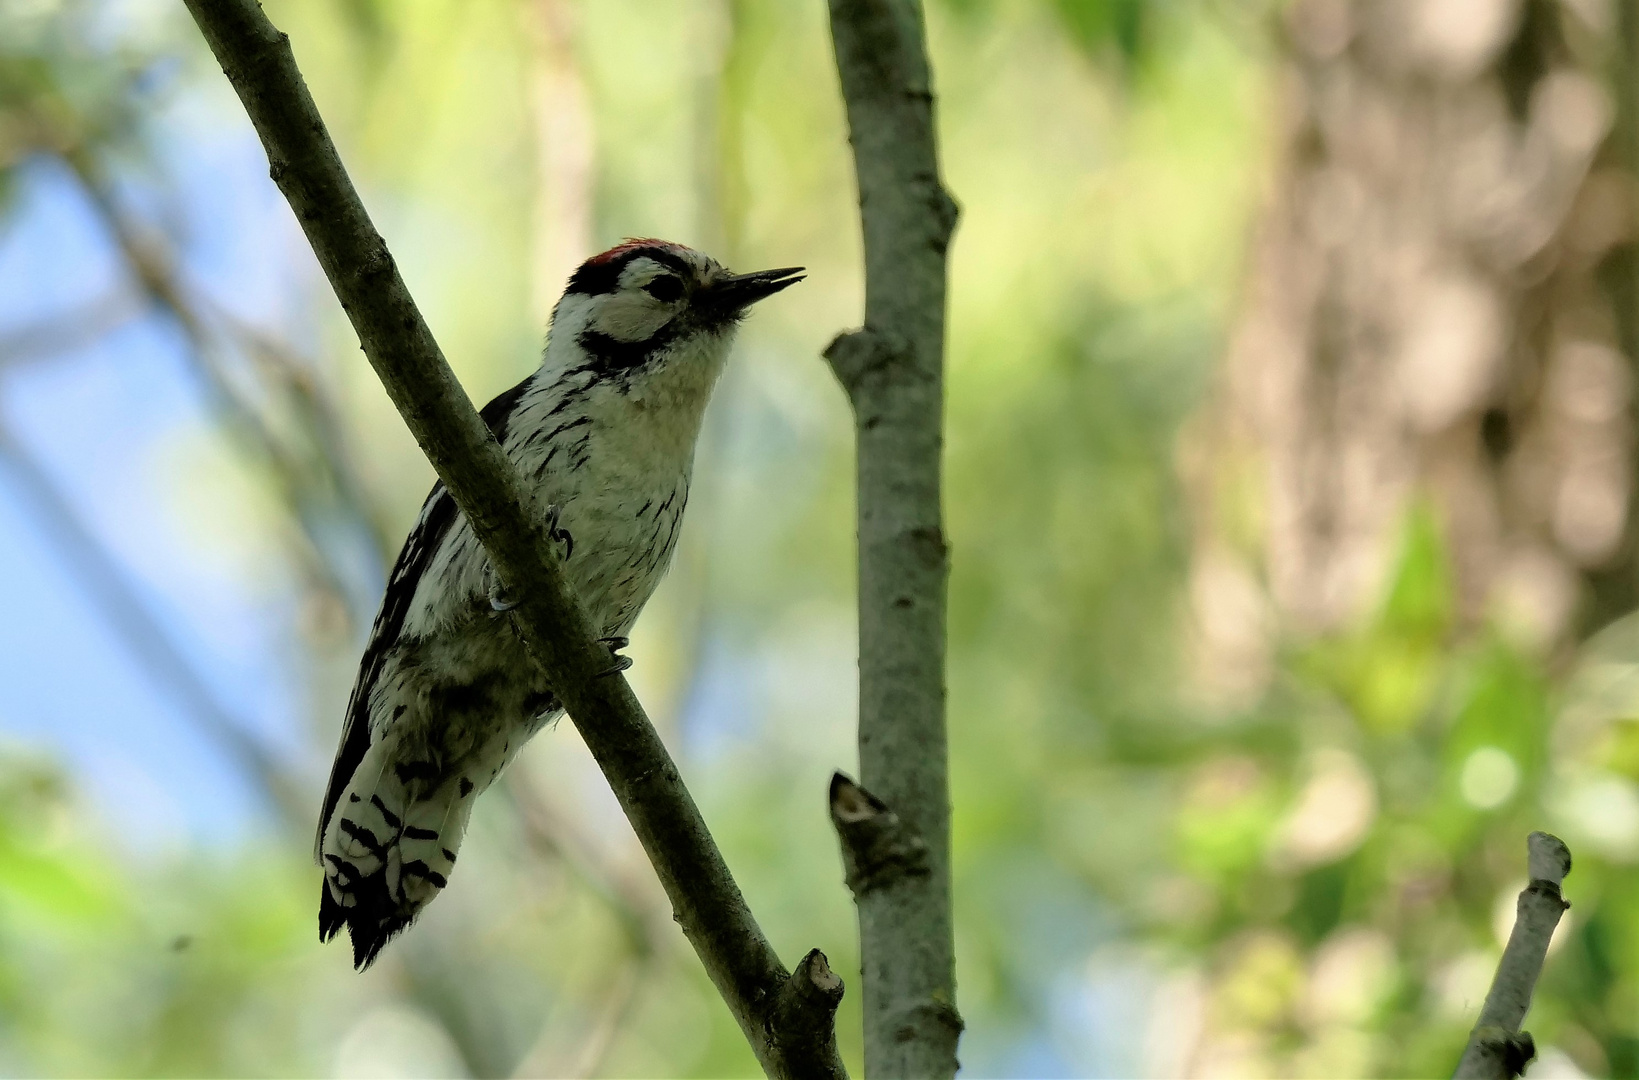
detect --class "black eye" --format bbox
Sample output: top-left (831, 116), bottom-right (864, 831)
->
top-left (644, 276), bottom-right (684, 303)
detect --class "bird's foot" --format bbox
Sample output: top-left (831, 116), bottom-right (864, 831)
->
top-left (487, 571), bottom-right (518, 613)
top-left (486, 506), bottom-right (571, 616)
top-left (544, 503), bottom-right (574, 562)
top-left (597, 636), bottom-right (632, 678)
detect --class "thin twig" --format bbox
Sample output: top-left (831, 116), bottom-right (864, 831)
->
top-left (1454, 832), bottom-right (1573, 1079)
top-left (178, 3), bottom-right (842, 1074)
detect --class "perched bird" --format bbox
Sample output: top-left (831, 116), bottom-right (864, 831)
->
top-left (316, 240), bottom-right (803, 968)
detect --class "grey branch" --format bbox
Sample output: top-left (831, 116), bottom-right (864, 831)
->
top-left (1454, 832), bottom-right (1573, 1080)
top-left (178, 2), bottom-right (842, 1075)
top-left (767, 949), bottom-right (847, 1070)
top-left (824, 0), bottom-right (962, 1075)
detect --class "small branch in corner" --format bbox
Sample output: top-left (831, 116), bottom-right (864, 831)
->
top-left (766, 949), bottom-right (847, 1080)
top-left (1454, 831), bottom-right (1573, 1080)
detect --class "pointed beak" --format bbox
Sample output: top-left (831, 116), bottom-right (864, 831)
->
top-left (701, 266), bottom-right (805, 315)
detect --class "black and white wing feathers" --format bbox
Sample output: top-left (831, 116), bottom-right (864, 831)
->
top-left (314, 376), bottom-right (536, 865)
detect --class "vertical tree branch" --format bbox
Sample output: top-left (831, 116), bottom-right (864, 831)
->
top-left (824, 1), bottom-right (961, 1075)
top-left (178, 2), bottom-right (842, 1074)
top-left (1454, 832), bottom-right (1573, 1080)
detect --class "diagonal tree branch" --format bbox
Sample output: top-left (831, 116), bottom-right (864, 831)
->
top-left (824, 0), bottom-right (962, 1075)
top-left (0, 418), bottom-right (305, 824)
top-left (58, 146), bottom-right (385, 618)
top-left (1454, 832), bottom-right (1573, 1080)
top-left (178, 2), bottom-right (842, 1075)
top-left (0, 292), bottom-right (146, 373)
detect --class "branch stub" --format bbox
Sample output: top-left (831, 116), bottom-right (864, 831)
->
top-left (829, 772), bottom-right (930, 898)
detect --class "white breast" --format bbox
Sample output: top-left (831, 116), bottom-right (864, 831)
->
top-left (399, 326), bottom-right (731, 643)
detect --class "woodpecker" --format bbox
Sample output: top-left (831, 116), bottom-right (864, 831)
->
top-left (316, 240), bottom-right (803, 968)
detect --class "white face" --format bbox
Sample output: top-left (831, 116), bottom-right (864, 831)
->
top-left (544, 243), bottom-right (801, 394)
top-left (584, 254), bottom-right (716, 344)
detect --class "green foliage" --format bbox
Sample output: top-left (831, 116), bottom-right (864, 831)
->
top-left (1049, 0), bottom-right (1148, 60)
top-left (940, 0), bottom-right (1152, 65)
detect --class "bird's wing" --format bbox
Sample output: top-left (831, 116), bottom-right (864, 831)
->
top-left (314, 481), bottom-right (458, 862)
top-left (314, 374), bottom-right (539, 862)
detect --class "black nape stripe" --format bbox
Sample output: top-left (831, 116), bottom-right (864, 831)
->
top-left (404, 826), bottom-right (439, 841)
top-left (458, 777), bottom-right (474, 797)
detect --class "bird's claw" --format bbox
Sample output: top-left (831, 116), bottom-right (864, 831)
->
top-left (596, 655), bottom-right (634, 678)
top-left (596, 636), bottom-right (632, 678)
top-left (545, 503), bottom-right (574, 561)
top-left (486, 567), bottom-right (517, 613)
top-left (486, 505), bottom-right (573, 615)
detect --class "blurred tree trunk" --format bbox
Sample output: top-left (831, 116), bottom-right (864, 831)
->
top-left (1584, 0), bottom-right (1639, 630)
top-left (1188, 0), bottom-right (1634, 697)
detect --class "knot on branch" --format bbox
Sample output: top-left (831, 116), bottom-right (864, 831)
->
top-left (358, 242), bottom-right (395, 282)
top-left (896, 997), bottom-right (965, 1046)
top-left (823, 327), bottom-right (909, 403)
top-left (830, 772), bottom-right (929, 897)
top-left (930, 184), bottom-right (959, 251)
top-left (1521, 878), bottom-right (1569, 915)
top-left (1527, 831), bottom-right (1572, 886)
top-left (764, 949), bottom-right (847, 1080)
top-left (906, 525), bottom-right (949, 573)
top-left (1465, 1026), bottom-right (1537, 1079)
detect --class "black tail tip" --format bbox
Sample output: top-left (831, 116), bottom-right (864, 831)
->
top-left (352, 930), bottom-right (385, 971)
top-left (318, 884), bottom-right (409, 970)
top-left (319, 865), bottom-right (415, 970)
top-left (349, 913), bottom-right (410, 971)
top-left (319, 885), bottom-right (347, 944)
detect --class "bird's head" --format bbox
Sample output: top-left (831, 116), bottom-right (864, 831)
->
top-left (547, 239), bottom-right (803, 388)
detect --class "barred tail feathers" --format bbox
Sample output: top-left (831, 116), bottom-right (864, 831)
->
top-left (317, 735), bottom-right (481, 970)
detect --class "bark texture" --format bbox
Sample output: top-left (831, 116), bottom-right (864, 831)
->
top-left (180, 2), bottom-right (842, 1075)
top-left (1188, 0), bottom-right (1630, 698)
top-left (824, 1), bottom-right (961, 1074)
top-left (1454, 832), bottom-right (1572, 1079)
